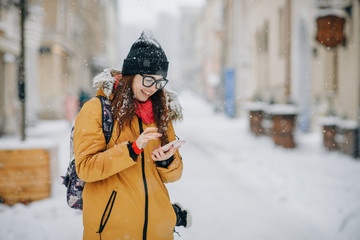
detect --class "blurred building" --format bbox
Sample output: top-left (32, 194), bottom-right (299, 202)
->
top-left (0, 0), bottom-right (120, 136)
top-left (221, 0), bottom-right (250, 117)
top-left (188, 0), bottom-right (360, 131)
top-left (38, 0), bottom-right (119, 119)
top-left (194, 0), bottom-right (224, 110)
top-left (0, 1), bottom-right (21, 136)
top-left (179, 6), bottom-right (202, 91)
top-left (153, 13), bottom-right (181, 90)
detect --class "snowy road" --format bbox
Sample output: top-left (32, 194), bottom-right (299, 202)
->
top-left (1, 91), bottom-right (360, 240)
top-left (170, 92), bottom-right (360, 240)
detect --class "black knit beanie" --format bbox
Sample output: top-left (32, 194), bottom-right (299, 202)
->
top-left (122, 30), bottom-right (169, 78)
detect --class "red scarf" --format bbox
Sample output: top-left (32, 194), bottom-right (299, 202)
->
top-left (114, 74), bottom-right (122, 90)
top-left (135, 100), bottom-right (154, 124)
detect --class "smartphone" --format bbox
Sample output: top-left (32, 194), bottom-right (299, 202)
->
top-left (161, 140), bottom-right (186, 152)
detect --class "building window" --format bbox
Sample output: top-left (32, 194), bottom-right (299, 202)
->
top-left (264, 21), bottom-right (269, 53)
top-left (257, 21), bottom-right (269, 55)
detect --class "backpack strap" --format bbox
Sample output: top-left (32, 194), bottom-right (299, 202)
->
top-left (97, 95), bottom-right (114, 145)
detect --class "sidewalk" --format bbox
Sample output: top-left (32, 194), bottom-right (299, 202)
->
top-left (170, 91), bottom-right (360, 240)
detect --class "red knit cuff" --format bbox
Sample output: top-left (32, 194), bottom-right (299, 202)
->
top-left (132, 141), bottom-right (143, 155)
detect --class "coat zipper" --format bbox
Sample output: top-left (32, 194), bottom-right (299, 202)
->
top-left (97, 190), bottom-right (117, 239)
top-left (138, 118), bottom-right (149, 240)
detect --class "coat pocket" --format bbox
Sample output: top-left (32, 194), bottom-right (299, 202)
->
top-left (97, 190), bottom-right (117, 235)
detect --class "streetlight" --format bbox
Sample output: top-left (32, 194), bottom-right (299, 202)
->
top-left (19, 0), bottom-right (27, 141)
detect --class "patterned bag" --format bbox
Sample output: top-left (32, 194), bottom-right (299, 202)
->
top-left (61, 95), bottom-right (113, 210)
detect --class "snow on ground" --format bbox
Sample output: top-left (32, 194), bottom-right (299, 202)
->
top-left (1, 91), bottom-right (360, 240)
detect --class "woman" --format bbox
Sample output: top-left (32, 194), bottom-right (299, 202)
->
top-left (74, 30), bottom-right (187, 240)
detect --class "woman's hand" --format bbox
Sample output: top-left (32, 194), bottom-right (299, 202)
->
top-left (151, 144), bottom-right (179, 161)
top-left (136, 127), bottom-right (162, 149)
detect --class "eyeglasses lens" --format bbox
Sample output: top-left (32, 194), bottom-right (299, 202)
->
top-left (143, 77), bottom-right (154, 87)
top-left (143, 76), bottom-right (167, 89)
top-left (156, 80), bottom-right (167, 89)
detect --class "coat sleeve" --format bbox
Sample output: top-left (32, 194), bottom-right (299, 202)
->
top-left (74, 98), bottom-right (137, 182)
top-left (156, 121), bottom-right (183, 183)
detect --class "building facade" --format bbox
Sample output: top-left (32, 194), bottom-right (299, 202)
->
top-left (38, 0), bottom-right (119, 120)
top-left (0, 2), bottom-right (22, 136)
top-left (189, 0), bottom-right (360, 132)
top-left (0, 0), bottom-right (120, 137)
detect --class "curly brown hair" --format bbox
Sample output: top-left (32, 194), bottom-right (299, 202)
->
top-left (110, 74), bottom-right (170, 145)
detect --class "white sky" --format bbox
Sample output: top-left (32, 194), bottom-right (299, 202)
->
top-left (119, 0), bottom-right (205, 27)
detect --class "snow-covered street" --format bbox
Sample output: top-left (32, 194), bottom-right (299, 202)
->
top-left (1, 91), bottom-right (360, 240)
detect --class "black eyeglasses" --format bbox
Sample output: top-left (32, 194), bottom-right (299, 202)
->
top-left (140, 74), bottom-right (168, 90)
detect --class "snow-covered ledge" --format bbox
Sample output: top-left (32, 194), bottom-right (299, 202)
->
top-left (244, 102), bottom-right (268, 111)
top-left (0, 135), bottom-right (57, 150)
top-left (337, 119), bottom-right (359, 130)
top-left (317, 117), bottom-right (358, 129)
top-left (265, 104), bottom-right (298, 115)
top-left (317, 116), bottom-right (341, 126)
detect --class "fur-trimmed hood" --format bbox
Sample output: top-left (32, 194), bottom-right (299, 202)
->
top-left (93, 68), bottom-right (116, 98)
top-left (93, 68), bottom-right (183, 121)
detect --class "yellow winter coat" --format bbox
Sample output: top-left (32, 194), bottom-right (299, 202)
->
top-left (74, 90), bottom-right (183, 240)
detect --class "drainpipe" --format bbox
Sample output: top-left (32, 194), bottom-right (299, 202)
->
top-left (285, 0), bottom-right (292, 102)
top-left (358, 0), bottom-right (360, 157)
top-left (219, 0), bottom-right (228, 112)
